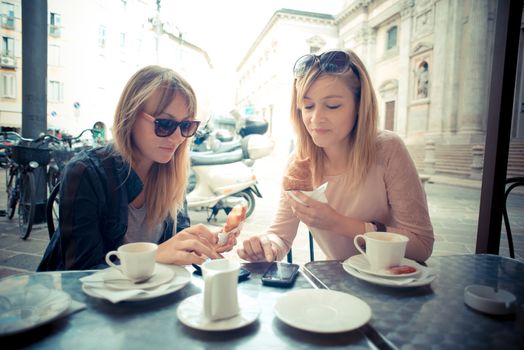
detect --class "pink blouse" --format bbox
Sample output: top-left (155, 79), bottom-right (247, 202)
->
top-left (266, 130), bottom-right (434, 262)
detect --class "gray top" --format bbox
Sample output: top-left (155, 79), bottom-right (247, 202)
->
top-left (124, 204), bottom-right (163, 244)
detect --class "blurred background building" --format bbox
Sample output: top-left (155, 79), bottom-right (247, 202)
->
top-left (1, 0), bottom-right (523, 179)
top-left (235, 0), bottom-right (524, 179)
top-left (0, 0), bottom-right (213, 137)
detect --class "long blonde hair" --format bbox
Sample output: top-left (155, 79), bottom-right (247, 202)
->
top-left (112, 65), bottom-right (197, 227)
top-left (290, 49), bottom-right (378, 189)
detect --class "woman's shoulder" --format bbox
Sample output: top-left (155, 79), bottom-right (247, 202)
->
top-left (375, 129), bottom-right (404, 145)
top-left (375, 130), bottom-right (407, 155)
top-left (63, 145), bottom-right (117, 176)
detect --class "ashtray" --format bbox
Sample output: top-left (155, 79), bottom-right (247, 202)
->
top-left (464, 284), bottom-right (516, 315)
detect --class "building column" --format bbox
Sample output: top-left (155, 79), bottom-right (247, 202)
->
top-left (457, 0), bottom-right (489, 142)
top-left (397, 1), bottom-right (414, 138)
top-left (426, 0), bottom-right (450, 139)
top-left (441, 0), bottom-right (461, 136)
top-left (22, 0), bottom-right (47, 139)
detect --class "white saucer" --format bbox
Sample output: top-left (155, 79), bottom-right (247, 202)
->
top-left (0, 285), bottom-right (72, 336)
top-left (82, 265), bottom-right (190, 302)
top-left (177, 294), bottom-right (260, 331)
top-left (342, 263), bottom-right (437, 288)
top-left (343, 255), bottom-right (421, 278)
top-left (103, 264), bottom-right (174, 290)
top-left (274, 289), bottom-right (371, 333)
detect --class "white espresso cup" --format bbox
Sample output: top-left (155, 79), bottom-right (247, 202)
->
top-left (105, 242), bottom-right (158, 282)
top-left (353, 232), bottom-right (409, 271)
top-left (202, 259), bottom-right (240, 321)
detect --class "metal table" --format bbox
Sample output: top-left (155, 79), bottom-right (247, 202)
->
top-left (304, 254), bottom-right (524, 350)
top-left (1, 263), bottom-right (377, 349)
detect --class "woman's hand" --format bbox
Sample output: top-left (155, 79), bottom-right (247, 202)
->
top-left (214, 228), bottom-right (239, 254)
top-left (156, 224), bottom-right (222, 265)
top-left (238, 234), bottom-right (278, 262)
top-left (286, 191), bottom-right (341, 230)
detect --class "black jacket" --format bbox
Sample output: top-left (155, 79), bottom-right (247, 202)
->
top-left (37, 145), bottom-right (190, 271)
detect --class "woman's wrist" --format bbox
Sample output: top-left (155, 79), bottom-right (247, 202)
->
top-left (336, 215), bottom-right (367, 236)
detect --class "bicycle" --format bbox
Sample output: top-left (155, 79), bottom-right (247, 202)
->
top-left (46, 129), bottom-right (97, 228)
top-left (1, 131), bottom-right (59, 239)
top-left (47, 128), bottom-right (96, 193)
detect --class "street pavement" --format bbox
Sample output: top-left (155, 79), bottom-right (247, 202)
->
top-left (1, 151), bottom-right (523, 278)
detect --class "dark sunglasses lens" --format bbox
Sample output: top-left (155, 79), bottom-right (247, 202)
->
top-left (180, 121), bottom-right (200, 137)
top-left (320, 51), bottom-right (350, 73)
top-left (154, 119), bottom-right (177, 137)
top-left (293, 55), bottom-right (316, 77)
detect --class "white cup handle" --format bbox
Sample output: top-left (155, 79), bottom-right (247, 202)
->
top-left (105, 251), bottom-right (123, 273)
top-left (203, 273), bottom-right (214, 320)
top-left (354, 235), bottom-right (367, 257)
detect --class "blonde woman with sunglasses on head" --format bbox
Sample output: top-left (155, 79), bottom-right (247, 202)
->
top-left (39, 66), bottom-right (231, 271)
top-left (238, 50), bottom-right (434, 263)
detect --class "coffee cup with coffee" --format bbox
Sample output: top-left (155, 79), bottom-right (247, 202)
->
top-left (353, 232), bottom-right (409, 271)
top-left (105, 242), bottom-right (158, 283)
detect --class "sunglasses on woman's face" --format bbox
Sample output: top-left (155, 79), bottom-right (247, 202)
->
top-left (140, 112), bottom-right (200, 138)
top-left (293, 50), bottom-right (357, 78)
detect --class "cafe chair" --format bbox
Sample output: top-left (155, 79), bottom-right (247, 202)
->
top-left (287, 231), bottom-right (315, 263)
top-left (46, 183), bottom-right (60, 239)
top-left (502, 177), bottom-right (524, 259)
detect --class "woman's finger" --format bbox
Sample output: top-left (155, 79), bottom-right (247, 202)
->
top-left (237, 248), bottom-right (250, 261)
top-left (182, 224), bottom-right (217, 245)
top-left (173, 250), bottom-right (207, 265)
top-left (175, 238), bottom-right (221, 259)
top-left (242, 239), bottom-right (263, 261)
top-left (259, 235), bottom-right (274, 262)
top-left (249, 236), bottom-right (268, 261)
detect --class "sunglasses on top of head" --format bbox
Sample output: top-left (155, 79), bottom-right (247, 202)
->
top-left (293, 50), bottom-right (359, 78)
top-left (140, 112), bottom-right (200, 138)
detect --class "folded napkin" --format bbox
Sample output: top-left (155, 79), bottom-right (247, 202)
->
top-left (80, 271), bottom-right (186, 303)
top-left (288, 182), bottom-right (328, 205)
top-left (66, 299), bottom-right (87, 315)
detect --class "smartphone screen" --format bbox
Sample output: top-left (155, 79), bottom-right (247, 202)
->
top-left (261, 262), bottom-right (299, 287)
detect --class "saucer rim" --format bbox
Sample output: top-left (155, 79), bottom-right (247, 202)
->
top-left (176, 294), bottom-right (260, 331)
top-left (0, 286), bottom-right (72, 336)
top-left (342, 263), bottom-right (436, 288)
top-left (274, 289), bottom-right (372, 333)
top-left (343, 254), bottom-right (421, 278)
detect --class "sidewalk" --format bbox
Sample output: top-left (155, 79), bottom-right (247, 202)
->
top-left (1, 152), bottom-right (523, 278)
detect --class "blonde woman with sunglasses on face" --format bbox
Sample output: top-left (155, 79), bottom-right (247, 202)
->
top-left (238, 50), bottom-right (434, 263)
top-left (39, 66), bottom-right (230, 271)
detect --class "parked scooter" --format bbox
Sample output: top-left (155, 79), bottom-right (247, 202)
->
top-left (191, 122), bottom-right (241, 154)
top-left (192, 115), bottom-right (269, 154)
top-left (187, 134), bottom-right (274, 222)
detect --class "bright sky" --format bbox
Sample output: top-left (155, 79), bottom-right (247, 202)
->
top-left (162, 0), bottom-right (346, 71)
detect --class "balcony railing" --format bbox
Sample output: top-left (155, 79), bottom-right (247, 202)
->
top-left (49, 24), bottom-right (61, 38)
top-left (0, 14), bottom-right (15, 30)
top-left (0, 55), bottom-right (15, 68)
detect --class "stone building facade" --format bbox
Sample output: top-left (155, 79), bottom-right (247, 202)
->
top-left (236, 0), bottom-right (524, 178)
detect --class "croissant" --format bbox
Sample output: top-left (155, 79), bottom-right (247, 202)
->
top-left (283, 157), bottom-right (313, 191)
top-left (218, 204), bottom-right (247, 245)
top-left (224, 204), bottom-right (247, 233)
